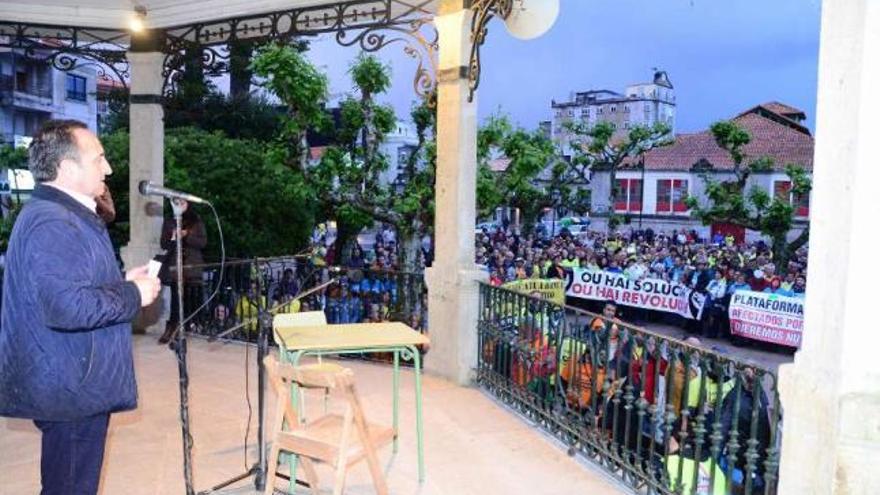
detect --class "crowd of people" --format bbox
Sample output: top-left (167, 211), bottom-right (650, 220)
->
top-left (485, 295), bottom-right (775, 494)
top-left (478, 225), bottom-right (808, 344)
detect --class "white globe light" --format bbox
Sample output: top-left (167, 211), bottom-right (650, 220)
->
top-left (504, 0), bottom-right (560, 40)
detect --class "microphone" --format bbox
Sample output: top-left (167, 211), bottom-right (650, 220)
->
top-left (138, 180), bottom-right (206, 204)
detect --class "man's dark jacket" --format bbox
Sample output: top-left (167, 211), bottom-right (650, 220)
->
top-left (0, 184), bottom-right (141, 421)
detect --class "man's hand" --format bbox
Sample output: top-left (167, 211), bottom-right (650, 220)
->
top-left (127, 265), bottom-right (161, 307)
top-left (126, 265), bottom-right (149, 281)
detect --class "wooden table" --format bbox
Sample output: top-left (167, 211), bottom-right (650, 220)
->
top-left (274, 322), bottom-right (430, 483)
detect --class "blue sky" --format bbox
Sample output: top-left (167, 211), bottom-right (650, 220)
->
top-left (304, 0), bottom-right (822, 134)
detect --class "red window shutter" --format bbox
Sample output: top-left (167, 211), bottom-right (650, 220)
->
top-left (614, 179), bottom-right (628, 212)
top-left (774, 181), bottom-right (792, 202)
top-left (672, 180), bottom-right (689, 212)
top-left (628, 179), bottom-right (642, 212)
top-left (795, 190), bottom-right (810, 217)
top-left (656, 179), bottom-right (671, 213)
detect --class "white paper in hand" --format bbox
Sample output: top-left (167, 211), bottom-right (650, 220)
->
top-left (147, 260), bottom-right (163, 278)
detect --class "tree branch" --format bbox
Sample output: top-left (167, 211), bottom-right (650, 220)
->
top-left (788, 225), bottom-right (810, 252)
top-left (327, 191), bottom-right (403, 225)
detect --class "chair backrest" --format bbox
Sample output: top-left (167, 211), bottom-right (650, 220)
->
top-left (273, 310), bottom-right (327, 348)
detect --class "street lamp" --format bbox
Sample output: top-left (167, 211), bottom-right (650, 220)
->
top-left (638, 153), bottom-right (646, 229)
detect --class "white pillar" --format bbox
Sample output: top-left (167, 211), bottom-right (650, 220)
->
top-left (424, 2), bottom-right (487, 385)
top-left (777, 1), bottom-right (880, 493)
top-left (120, 35), bottom-right (165, 332)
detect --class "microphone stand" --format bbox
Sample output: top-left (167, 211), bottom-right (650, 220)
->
top-left (199, 274), bottom-right (342, 494)
top-left (168, 198), bottom-right (196, 495)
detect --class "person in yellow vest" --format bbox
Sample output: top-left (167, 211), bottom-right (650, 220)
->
top-left (665, 416), bottom-right (729, 495)
top-left (514, 257), bottom-right (528, 279)
top-left (234, 281), bottom-right (267, 336)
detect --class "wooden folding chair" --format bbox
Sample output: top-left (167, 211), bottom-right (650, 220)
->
top-left (273, 311), bottom-right (344, 419)
top-left (264, 356), bottom-right (395, 495)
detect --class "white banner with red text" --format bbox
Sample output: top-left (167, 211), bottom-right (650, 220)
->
top-left (728, 291), bottom-right (804, 348)
top-left (565, 269), bottom-right (707, 320)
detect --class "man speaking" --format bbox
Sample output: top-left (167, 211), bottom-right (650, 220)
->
top-left (0, 120), bottom-right (160, 494)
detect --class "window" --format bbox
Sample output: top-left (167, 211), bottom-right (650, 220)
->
top-left (611, 106), bottom-right (617, 113)
top-left (15, 70), bottom-right (28, 91)
top-left (656, 179), bottom-right (688, 214)
top-left (66, 74), bottom-right (87, 102)
top-left (774, 180), bottom-right (810, 217)
top-left (614, 178), bottom-right (643, 213)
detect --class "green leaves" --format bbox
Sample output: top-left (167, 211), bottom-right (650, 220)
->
top-left (252, 43), bottom-right (330, 171)
top-left (103, 128), bottom-right (315, 258)
top-left (348, 54), bottom-right (391, 97)
top-left (476, 114), bottom-right (557, 224)
top-left (690, 120), bottom-right (812, 266)
top-left (0, 145), bottom-right (27, 170)
top-left (562, 119), bottom-right (672, 231)
top-left (710, 121), bottom-right (751, 167)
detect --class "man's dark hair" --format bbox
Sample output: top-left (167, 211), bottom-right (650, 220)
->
top-left (28, 119), bottom-right (88, 182)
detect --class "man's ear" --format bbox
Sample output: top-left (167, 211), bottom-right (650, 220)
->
top-left (55, 157), bottom-right (77, 180)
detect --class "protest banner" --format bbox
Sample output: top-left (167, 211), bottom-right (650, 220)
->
top-left (565, 268), bottom-right (706, 320)
top-left (502, 278), bottom-right (566, 305)
top-left (728, 290), bottom-right (804, 347)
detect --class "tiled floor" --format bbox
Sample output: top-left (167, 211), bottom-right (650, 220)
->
top-left (0, 334), bottom-right (629, 495)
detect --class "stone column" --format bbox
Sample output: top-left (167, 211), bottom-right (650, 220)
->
top-left (424, 1), bottom-right (487, 385)
top-left (120, 30), bottom-right (165, 333)
top-left (777, 1), bottom-right (880, 493)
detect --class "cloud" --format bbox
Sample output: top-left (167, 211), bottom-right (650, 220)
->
top-left (306, 0), bottom-right (821, 133)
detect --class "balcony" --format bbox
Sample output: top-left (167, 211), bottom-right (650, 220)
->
top-left (0, 73), bottom-right (53, 110)
top-left (0, 334), bottom-right (631, 494)
top-left (0, 258), bottom-right (781, 494)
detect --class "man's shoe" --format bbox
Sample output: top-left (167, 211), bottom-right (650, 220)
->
top-left (158, 324), bottom-right (175, 344)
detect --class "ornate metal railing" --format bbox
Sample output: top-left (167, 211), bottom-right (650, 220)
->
top-left (174, 256), bottom-right (427, 352)
top-left (477, 283), bottom-right (781, 495)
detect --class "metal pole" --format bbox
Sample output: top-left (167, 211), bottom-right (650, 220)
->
top-left (639, 156), bottom-right (645, 229)
top-left (170, 198), bottom-right (196, 495)
top-left (253, 296), bottom-right (272, 490)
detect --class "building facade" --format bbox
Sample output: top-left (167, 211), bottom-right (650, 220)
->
top-left (550, 70), bottom-right (676, 157)
top-left (0, 46), bottom-right (99, 145)
top-left (589, 102), bottom-right (813, 241)
top-left (1, 44), bottom-right (100, 216)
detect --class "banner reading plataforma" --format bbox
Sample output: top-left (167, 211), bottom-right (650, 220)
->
top-left (565, 268), bottom-right (707, 320)
top-left (728, 290), bottom-right (804, 348)
top-left (501, 278), bottom-right (566, 305)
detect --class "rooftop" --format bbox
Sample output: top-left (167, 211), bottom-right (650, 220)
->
top-left (0, 334), bottom-right (629, 495)
top-left (640, 102), bottom-right (813, 171)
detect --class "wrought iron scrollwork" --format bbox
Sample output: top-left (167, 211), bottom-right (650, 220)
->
top-left (161, 0), bottom-right (437, 102)
top-left (467, 0), bottom-right (513, 102)
top-left (1, 1), bottom-right (437, 105)
top-left (0, 22), bottom-right (131, 87)
top-left (335, 18), bottom-right (438, 103)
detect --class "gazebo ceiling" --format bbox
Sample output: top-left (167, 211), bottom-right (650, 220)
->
top-left (0, 0), bottom-right (441, 96)
top-left (0, 0), bottom-right (437, 31)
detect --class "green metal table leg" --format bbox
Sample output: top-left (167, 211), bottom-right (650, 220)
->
top-left (393, 349), bottom-right (400, 453)
top-left (410, 345), bottom-right (425, 482)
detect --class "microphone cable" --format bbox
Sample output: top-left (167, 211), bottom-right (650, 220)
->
top-left (170, 200), bottom-right (226, 470)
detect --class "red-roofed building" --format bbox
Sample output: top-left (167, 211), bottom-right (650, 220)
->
top-left (589, 102), bottom-right (813, 240)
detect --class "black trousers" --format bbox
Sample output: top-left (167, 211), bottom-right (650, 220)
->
top-left (33, 413), bottom-right (110, 495)
top-left (169, 282), bottom-right (204, 325)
